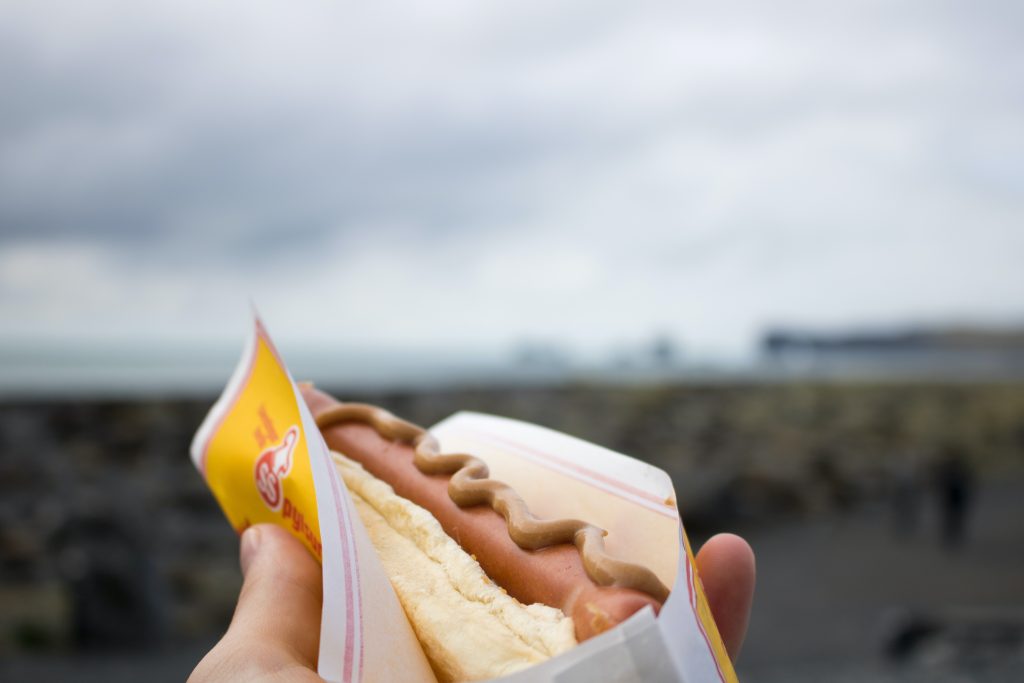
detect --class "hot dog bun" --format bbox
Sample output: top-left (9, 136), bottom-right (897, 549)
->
top-left (334, 452), bottom-right (576, 682)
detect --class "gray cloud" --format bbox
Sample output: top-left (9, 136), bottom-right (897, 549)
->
top-left (1, 0), bottom-right (1022, 353)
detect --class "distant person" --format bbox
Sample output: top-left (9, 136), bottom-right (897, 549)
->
top-left (933, 444), bottom-right (974, 548)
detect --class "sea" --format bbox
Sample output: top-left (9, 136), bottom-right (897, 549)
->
top-left (1, 342), bottom-right (1022, 398)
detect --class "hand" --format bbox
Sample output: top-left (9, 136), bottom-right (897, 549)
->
top-left (190, 525), bottom-right (755, 682)
top-left (189, 525), bottom-right (322, 683)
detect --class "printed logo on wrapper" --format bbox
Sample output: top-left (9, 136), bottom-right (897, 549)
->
top-left (254, 426), bottom-right (299, 511)
top-left (188, 319), bottom-right (322, 560)
top-left (190, 315), bottom-right (438, 683)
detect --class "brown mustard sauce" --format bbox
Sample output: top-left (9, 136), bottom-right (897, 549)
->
top-left (314, 403), bottom-right (670, 603)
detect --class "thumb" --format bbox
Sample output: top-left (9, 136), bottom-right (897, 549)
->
top-left (190, 524), bottom-right (324, 682)
top-left (695, 533), bottom-right (755, 662)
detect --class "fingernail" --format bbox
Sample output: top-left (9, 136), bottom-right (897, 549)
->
top-left (240, 526), bottom-right (262, 576)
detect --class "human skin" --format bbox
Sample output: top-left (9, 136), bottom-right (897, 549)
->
top-left (189, 525), bottom-right (755, 682)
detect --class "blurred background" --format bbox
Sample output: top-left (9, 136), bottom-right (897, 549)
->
top-left (1, 1), bottom-right (1023, 681)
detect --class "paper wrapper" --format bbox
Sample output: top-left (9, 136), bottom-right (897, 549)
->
top-left (190, 316), bottom-right (738, 683)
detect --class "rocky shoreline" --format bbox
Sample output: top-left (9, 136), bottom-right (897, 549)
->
top-left (1, 380), bottom-right (1022, 679)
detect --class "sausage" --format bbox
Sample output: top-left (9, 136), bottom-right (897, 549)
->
top-left (301, 386), bottom-right (665, 641)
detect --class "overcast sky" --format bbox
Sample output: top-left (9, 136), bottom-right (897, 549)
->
top-left (1, 0), bottom-right (1022, 358)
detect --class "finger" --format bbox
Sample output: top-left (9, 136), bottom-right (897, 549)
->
top-left (190, 525), bottom-right (323, 682)
top-left (231, 524), bottom-right (323, 665)
top-left (695, 533), bottom-right (755, 661)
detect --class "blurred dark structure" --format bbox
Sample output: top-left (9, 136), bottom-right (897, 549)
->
top-left (884, 607), bottom-right (1024, 670)
top-left (650, 334), bottom-right (680, 368)
top-left (513, 342), bottom-right (572, 370)
top-left (763, 326), bottom-right (1024, 379)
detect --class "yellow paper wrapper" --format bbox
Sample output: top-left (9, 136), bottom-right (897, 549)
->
top-left (191, 314), bottom-right (738, 683)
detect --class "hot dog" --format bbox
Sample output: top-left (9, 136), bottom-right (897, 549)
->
top-left (301, 386), bottom-right (669, 649)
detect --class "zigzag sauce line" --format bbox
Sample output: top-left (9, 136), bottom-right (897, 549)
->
top-left (315, 403), bottom-right (670, 603)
